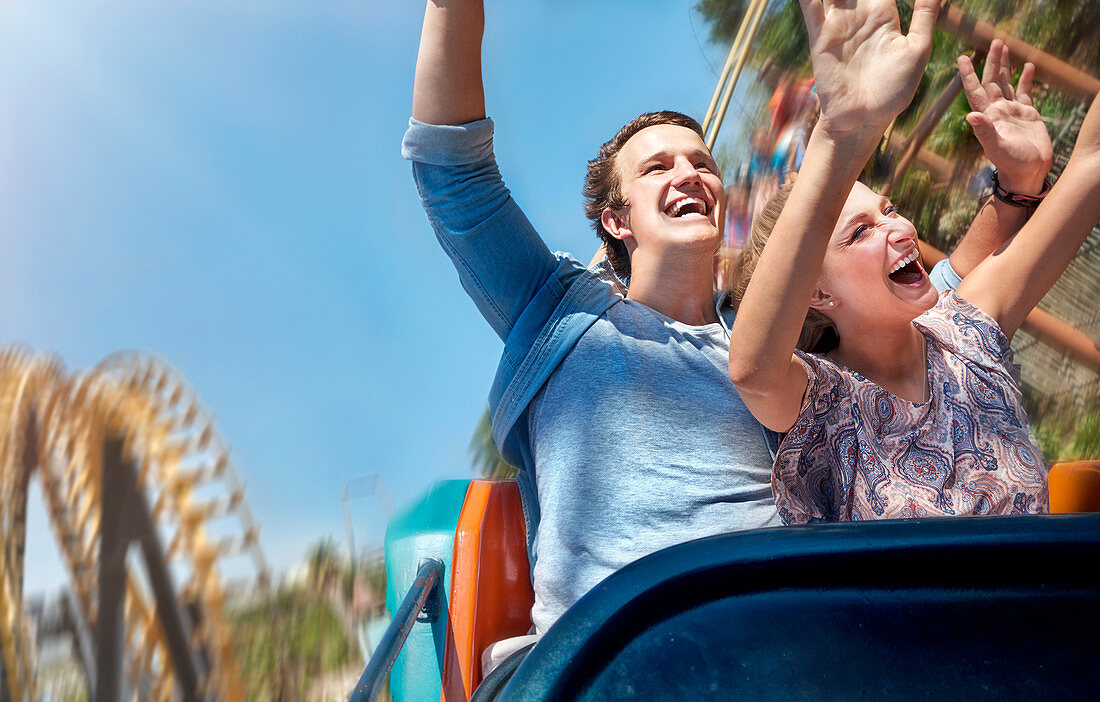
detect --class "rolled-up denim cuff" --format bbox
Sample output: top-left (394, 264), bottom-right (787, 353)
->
top-left (401, 117), bottom-right (495, 165)
top-left (929, 257), bottom-right (962, 292)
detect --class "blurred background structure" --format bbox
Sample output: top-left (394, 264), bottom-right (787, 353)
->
top-left (0, 347), bottom-right (269, 700)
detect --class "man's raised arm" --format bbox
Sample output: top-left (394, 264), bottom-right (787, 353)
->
top-left (412, 0), bottom-right (486, 126)
top-left (404, 0), bottom-right (565, 343)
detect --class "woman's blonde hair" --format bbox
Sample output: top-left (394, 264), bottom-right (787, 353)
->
top-left (732, 180), bottom-right (838, 353)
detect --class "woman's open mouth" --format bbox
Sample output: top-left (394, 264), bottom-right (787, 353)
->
top-left (888, 251), bottom-right (926, 286)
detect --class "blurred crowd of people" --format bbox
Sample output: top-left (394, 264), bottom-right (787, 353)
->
top-left (718, 73), bottom-right (818, 289)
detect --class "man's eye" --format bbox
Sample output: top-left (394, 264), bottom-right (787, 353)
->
top-left (645, 164), bottom-right (666, 174)
top-left (884, 204), bottom-right (898, 215)
top-left (696, 162), bottom-right (712, 171)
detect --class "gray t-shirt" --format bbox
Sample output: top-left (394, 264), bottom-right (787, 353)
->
top-left (527, 297), bottom-right (780, 633)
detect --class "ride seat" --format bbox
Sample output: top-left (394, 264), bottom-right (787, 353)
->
top-left (1049, 460), bottom-right (1100, 513)
top-left (441, 479), bottom-right (534, 701)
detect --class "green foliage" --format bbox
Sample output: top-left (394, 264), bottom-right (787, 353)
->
top-left (1025, 389), bottom-right (1100, 463)
top-left (360, 557), bottom-right (388, 599)
top-left (755, 0), bottom-right (808, 72)
top-left (1069, 411), bottom-right (1100, 460)
top-left (470, 406), bottom-right (517, 479)
top-left (697, 0), bottom-right (808, 71)
top-left (695, 0), bottom-right (753, 44)
top-left (231, 585), bottom-right (357, 701)
top-left (306, 537), bottom-right (343, 590)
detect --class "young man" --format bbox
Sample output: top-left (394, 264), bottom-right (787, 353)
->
top-left (406, 0), bottom-right (778, 636)
top-left (404, 1), bottom-right (1051, 635)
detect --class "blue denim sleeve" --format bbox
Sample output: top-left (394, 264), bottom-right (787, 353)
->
top-left (403, 117), bottom-right (559, 342)
top-left (929, 258), bottom-right (962, 293)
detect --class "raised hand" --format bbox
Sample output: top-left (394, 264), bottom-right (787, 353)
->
top-left (798, 0), bottom-right (939, 139)
top-left (958, 40), bottom-right (1053, 195)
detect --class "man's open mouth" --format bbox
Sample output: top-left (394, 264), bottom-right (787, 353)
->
top-left (887, 249), bottom-right (925, 285)
top-left (664, 197), bottom-right (709, 218)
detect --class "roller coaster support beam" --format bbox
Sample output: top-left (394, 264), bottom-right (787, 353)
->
top-left (880, 56), bottom-right (973, 197)
top-left (96, 437), bottom-right (205, 702)
top-left (937, 2), bottom-right (1100, 101)
top-left (703, 0), bottom-right (766, 134)
top-left (705, 0), bottom-right (768, 150)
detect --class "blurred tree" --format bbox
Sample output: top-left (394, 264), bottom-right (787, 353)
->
top-left (470, 407), bottom-right (517, 479)
top-left (232, 585), bottom-right (357, 701)
top-left (306, 538), bottom-right (343, 594)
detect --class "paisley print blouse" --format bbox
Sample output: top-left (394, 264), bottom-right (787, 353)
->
top-left (773, 291), bottom-right (1048, 524)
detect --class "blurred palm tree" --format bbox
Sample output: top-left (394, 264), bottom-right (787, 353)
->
top-left (232, 585), bottom-right (356, 701)
top-left (306, 538), bottom-right (343, 593)
top-left (470, 407), bottom-right (517, 479)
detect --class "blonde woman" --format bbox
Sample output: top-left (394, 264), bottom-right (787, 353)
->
top-left (728, 0), bottom-right (1100, 524)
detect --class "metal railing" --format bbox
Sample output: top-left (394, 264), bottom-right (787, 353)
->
top-left (349, 558), bottom-right (444, 702)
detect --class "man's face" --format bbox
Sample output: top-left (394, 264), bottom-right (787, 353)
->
top-left (608, 125), bottom-right (724, 259)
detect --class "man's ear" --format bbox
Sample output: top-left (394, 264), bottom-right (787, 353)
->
top-left (808, 286), bottom-right (835, 312)
top-left (600, 208), bottom-right (632, 242)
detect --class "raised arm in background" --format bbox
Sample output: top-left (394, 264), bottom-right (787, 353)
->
top-left (728, 0), bottom-right (938, 432)
top-left (945, 39), bottom-right (1053, 279)
top-left (412, 0), bottom-right (485, 126)
top-left (958, 90), bottom-right (1100, 338)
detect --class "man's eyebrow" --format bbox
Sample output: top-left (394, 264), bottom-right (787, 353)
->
top-left (636, 151), bottom-right (670, 170)
top-left (637, 150), bottom-right (716, 171)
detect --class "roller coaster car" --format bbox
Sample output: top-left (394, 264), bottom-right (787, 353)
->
top-left (378, 461), bottom-right (1100, 702)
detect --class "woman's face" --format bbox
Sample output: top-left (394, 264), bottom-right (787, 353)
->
top-left (816, 182), bottom-right (938, 326)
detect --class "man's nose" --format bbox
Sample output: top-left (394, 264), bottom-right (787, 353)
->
top-left (670, 157), bottom-right (702, 186)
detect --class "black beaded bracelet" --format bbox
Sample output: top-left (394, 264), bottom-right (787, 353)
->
top-left (991, 168), bottom-right (1051, 208)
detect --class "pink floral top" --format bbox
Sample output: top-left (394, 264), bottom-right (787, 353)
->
top-left (774, 291), bottom-right (1048, 524)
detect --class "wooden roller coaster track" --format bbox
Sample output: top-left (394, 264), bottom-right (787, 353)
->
top-left (0, 346), bottom-right (269, 701)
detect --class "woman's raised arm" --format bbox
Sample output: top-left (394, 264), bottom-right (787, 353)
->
top-left (959, 91), bottom-right (1100, 339)
top-left (729, 0), bottom-right (938, 432)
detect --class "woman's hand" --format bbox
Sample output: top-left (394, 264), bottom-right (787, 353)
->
top-left (799, 0), bottom-right (939, 140)
top-left (958, 40), bottom-right (1053, 195)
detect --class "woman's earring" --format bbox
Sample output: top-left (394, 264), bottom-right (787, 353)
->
top-left (828, 300), bottom-right (836, 308)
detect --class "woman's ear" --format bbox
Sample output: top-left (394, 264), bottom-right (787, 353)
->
top-left (809, 287), bottom-right (836, 311)
top-left (600, 208), bottom-right (633, 242)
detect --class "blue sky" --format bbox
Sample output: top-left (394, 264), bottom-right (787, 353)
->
top-left (0, 0), bottom-right (763, 591)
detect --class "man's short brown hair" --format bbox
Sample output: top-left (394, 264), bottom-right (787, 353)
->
top-left (583, 111), bottom-right (709, 279)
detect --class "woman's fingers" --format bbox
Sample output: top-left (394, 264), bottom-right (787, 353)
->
top-left (998, 43), bottom-right (1016, 100)
top-left (958, 54), bottom-right (991, 112)
top-left (981, 39), bottom-right (1001, 86)
top-left (965, 112), bottom-right (996, 145)
top-left (1017, 63), bottom-right (1035, 107)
